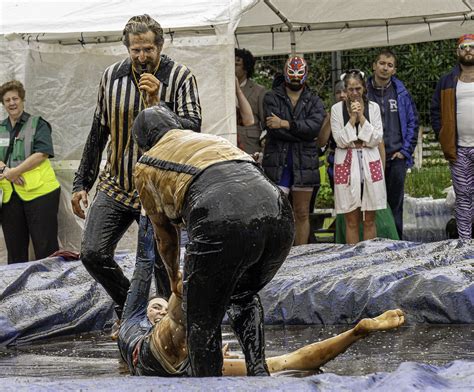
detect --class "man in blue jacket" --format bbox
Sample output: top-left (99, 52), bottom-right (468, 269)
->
top-left (367, 49), bottom-right (419, 240)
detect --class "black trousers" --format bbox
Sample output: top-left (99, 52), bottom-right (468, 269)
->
top-left (80, 190), bottom-right (170, 314)
top-left (385, 157), bottom-right (407, 239)
top-left (1, 188), bottom-right (60, 264)
top-left (182, 161), bottom-right (294, 377)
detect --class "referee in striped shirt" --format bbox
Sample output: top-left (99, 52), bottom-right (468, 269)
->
top-left (71, 14), bottom-right (201, 322)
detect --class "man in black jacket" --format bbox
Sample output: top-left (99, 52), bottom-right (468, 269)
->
top-left (262, 56), bottom-right (325, 245)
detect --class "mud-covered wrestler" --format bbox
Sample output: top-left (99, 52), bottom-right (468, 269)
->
top-left (126, 104), bottom-right (295, 377)
top-left (118, 243), bottom-right (405, 376)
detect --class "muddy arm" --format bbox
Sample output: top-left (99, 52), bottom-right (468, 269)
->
top-left (222, 309), bottom-right (405, 376)
top-left (148, 212), bottom-right (180, 295)
top-left (153, 273), bottom-right (188, 366)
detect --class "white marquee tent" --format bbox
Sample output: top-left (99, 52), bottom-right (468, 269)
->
top-left (0, 0), bottom-right (473, 259)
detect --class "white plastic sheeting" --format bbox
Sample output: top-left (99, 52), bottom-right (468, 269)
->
top-left (403, 196), bottom-right (453, 242)
top-left (0, 36), bottom-right (237, 156)
top-left (0, 1), bottom-right (251, 259)
top-left (0, 0), bottom-right (472, 260)
top-left (0, 34), bottom-right (238, 259)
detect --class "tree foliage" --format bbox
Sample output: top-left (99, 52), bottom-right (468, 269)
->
top-left (252, 39), bottom-right (458, 203)
top-left (254, 39), bottom-right (458, 126)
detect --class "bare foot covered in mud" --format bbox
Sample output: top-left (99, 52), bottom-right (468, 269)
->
top-left (354, 309), bottom-right (405, 336)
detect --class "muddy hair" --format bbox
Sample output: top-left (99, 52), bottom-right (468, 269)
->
top-left (0, 80), bottom-right (25, 103)
top-left (122, 14), bottom-right (164, 48)
top-left (235, 48), bottom-right (256, 79)
top-left (343, 71), bottom-right (369, 104)
top-left (148, 295), bottom-right (167, 303)
top-left (374, 48), bottom-right (398, 67)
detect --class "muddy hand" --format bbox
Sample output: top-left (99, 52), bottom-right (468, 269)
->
top-left (171, 271), bottom-right (183, 298)
top-left (71, 190), bottom-right (89, 219)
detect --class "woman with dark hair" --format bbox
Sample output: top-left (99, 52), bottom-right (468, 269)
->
top-left (330, 70), bottom-right (386, 244)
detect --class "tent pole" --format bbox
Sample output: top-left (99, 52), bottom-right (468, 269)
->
top-left (331, 51), bottom-right (342, 92)
top-left (263, 0), bottom-right (296, 55)
top-left (336, 50), bottom-right (342, 79)
top-left (290, 31), bottom-right (296, 55)
top-left (462, 0), bottom-right (473, 12)
top-left (235, 13), bottom-right (474, 36)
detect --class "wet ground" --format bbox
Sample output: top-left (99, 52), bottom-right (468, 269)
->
top-left (0, 324), bottom-right (472, 379)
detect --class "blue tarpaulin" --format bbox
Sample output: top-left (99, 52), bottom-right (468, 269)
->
top-left (1, 360), bottom-right (473, 391)
top-left (1, 239), bottom-right (473, 390)
top-left (260, 239), bottom-right (474, 325)
top-left (0, 240), bottom-right (473, 347)
top-left (0, 251), bottom-right (133, 346)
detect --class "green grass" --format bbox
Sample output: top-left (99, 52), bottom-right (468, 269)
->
top-left (315, 164), bottom-right (452, 209)
top-left (405, 165), bottom-right (452, 199)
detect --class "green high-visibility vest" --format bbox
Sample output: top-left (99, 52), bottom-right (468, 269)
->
top-left (0, 115), bottom-right (38, 166)
top-left (0, 116), bottom-right (60, 203)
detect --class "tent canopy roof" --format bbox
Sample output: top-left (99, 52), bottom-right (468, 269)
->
top-left (2, 0), bottom-right (473, 53)
top-left (1, 0), bottom-right (240, 34)
top-left (236, 0), bottom-right (474, 54)
top-left (239, 0), bottom-right (473, 27)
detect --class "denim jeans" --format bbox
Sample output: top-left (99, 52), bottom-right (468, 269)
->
top-left (137, 214), bottom-right (172, 299)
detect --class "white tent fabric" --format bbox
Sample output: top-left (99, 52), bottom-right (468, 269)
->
top-left (0, 0), bottom-right (257, 260)
top-left (236, 0), bottom-right (474, 55)
top-left (0, 33), bottom-right (241, 259)
top-left (1, 0), bottom-right (245, 34)
top-left (0, 0), bottom-right (472, 261)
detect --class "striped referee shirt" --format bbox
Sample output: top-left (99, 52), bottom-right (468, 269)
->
top-left (73, 55), bottom-right (202, 209)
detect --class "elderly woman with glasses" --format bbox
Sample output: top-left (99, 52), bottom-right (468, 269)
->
top-left (330, 70), bottom-right (387, 244)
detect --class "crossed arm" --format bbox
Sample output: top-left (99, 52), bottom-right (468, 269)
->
top-left (0, 152), bottom-right (47, 185)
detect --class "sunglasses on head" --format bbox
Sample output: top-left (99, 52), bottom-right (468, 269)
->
top-left (340, 69), bottom-right (365, 81)
top-left (458, 42), bottom-right (474, 51)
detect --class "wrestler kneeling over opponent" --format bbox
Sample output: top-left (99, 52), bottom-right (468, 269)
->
top-left (128, 104), bottom-right (294, 377)
top-left (117, 103), bottom-right (405, 377)
top-left (119, 252), bottom-right (405, 376)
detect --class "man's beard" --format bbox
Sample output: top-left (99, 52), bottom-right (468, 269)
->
top-left (286, 81), bottom-right (304, 91)
top-left (458, 55), bottom-right (474, 66)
